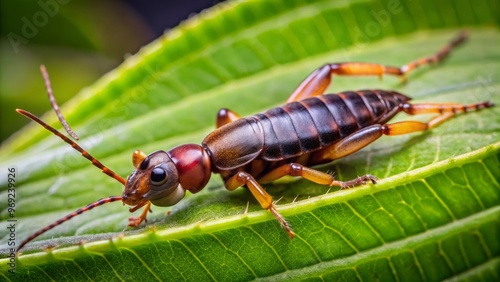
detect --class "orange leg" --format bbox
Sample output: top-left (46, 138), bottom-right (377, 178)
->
top-left (216, 108), bottom-right (241, 128)
top-left (402, 101), bottom-right (493, 116)
top-left (400, 101), bottom-right (494, 128)
top-left (258, 163), bottom-right (377, 189)
top-left (287, 31), bottom-right (467, 102)
top-left (312, 100), bottom-right (493, 162)
top-left (225, 171), bottom-right (295, 238)
top-left (128, 200), bottom-right (152, 227)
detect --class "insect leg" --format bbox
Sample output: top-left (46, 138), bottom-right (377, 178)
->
top-left (312, 100), bottom-right (493, 161)
top-left (128, 201), bottom-right (152, 227)
top-left (258, 163), bottom-right (377, 189)
top-left (401, 101), bottom-right (493, 123)
top-left (216, 108), bottom-right (241, 128)
top-left (312, 122), bottom-right (435, 162)
top-left (287, 32), bottom-right (467, 103)
top-left (311, 124), bottom-right (388, 162)
top-left (400, 31), bottom-right (467, 76)
top-left (386, 101), bottom-right (494, 133)
top-left (225, 172), bottom-right (295, 238)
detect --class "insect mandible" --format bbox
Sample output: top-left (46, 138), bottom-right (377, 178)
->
top-left (16, 31), bottom-right (494, 253)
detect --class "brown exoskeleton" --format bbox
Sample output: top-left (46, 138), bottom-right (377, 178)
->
top-left (16, 31), bottom-right (493, 253)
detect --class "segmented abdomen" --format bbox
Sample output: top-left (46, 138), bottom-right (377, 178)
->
top-left (256, 90), bottom-right (410, 161)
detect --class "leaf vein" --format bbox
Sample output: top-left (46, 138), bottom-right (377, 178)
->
top-left (93, 252), bottom-right (125, 282)
top-left (438, 240), bottom-right (457, 273)
top-left (345, 202), bottom-right (386, 244)
top-left (309, 210), bottom-right (359, 253)
top-left (246, 226), bottom-right (289, 271)
top-left (479, 159), bottom-right (500, 192)
top-left (122, 247), bottom-right (163, 282)
top-left (410, 250), bottom-right (426, 281)
top-left (386, 257), bottom-right (400, 282)
top-left (35, 265), bottom-right (56, 282)
top-left (154, 243), bottom-right (186, 280)
top-left (462, 167), bottom-right (487, 211)
top-left (175, 239), bottom-right (217, 281)
top-left (71, 260), bottom-right (95, 282)
top-left (395, 186), bottom-right (427, 232)
top-left (458, 234), bottom-right (472, 268)
top-left (475, 230), bottom-right (493, 259)
top-left (372, 195), bottom-right (408, 237)
top-left (209, 233), bottom-right (259, 279)
top-left (421, 179), bottom-right (457, 222)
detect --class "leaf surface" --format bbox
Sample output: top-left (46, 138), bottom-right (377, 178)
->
top-left (0, 0), bottom-right (499, 280)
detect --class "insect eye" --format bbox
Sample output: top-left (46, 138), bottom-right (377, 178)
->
top-left (150, 167), bottom-right (167, 185)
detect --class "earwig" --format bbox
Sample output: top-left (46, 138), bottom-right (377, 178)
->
top-left (16, 32), bottom-right (494, 254)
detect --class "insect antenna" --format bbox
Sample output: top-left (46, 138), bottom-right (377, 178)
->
top-left (17, 196), bottom-right (123, 253)
top-left (40, 64), bottom-right (80, 140)
top-left (16, 109), bottom-right (126, 185)
top-left (16, 109), bottom-right (127, 252)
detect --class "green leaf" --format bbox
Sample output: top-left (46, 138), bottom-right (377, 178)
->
top-left (1, 0), bottom-right (499, 280)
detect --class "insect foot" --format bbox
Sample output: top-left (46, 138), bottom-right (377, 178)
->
top-left (338, 175), bottom-right (378, 189)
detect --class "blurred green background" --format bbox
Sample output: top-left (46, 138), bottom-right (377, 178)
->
top-left (0, 0), bottom-right (222, 143)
